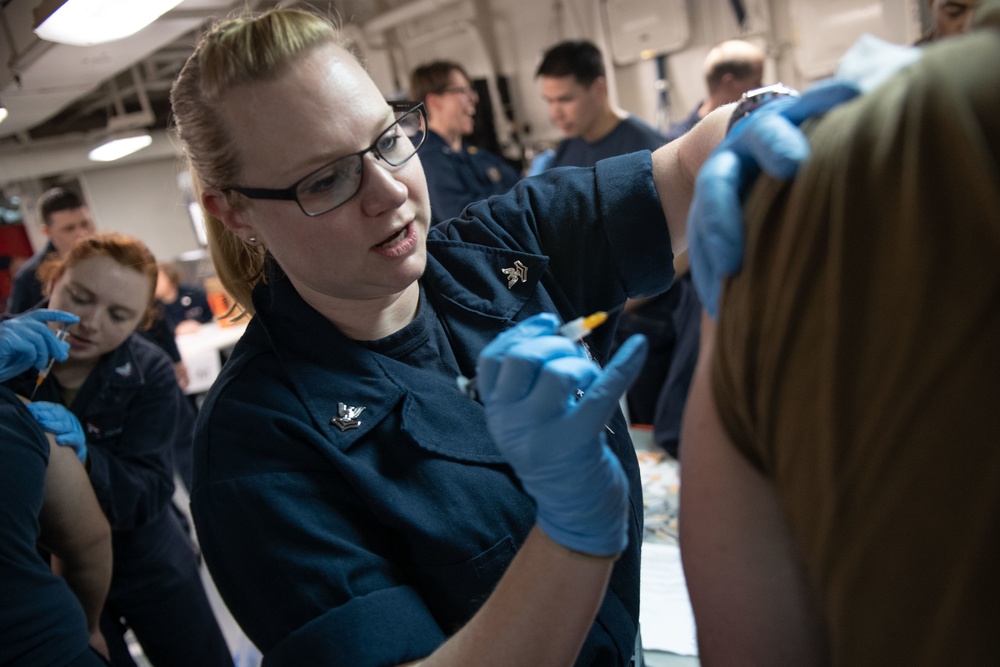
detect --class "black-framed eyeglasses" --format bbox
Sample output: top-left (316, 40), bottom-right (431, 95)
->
top-left (222, 101), bottom-right (426, 217)
top-left (438, 86), bottom-right (478, 100)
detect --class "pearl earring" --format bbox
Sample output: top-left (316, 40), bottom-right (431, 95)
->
top-left (248, 236), bottom-right (258, 244)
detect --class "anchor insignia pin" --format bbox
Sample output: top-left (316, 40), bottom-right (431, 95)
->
top-left (332, 402), bottom-right (365, 431)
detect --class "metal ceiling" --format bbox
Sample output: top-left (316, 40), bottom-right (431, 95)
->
top-left (0, 0), bottom-right (398, 154)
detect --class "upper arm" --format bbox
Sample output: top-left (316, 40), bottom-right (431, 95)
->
top-left (37, 429), bottom-right (111, 559)
top-left (678, 316), bottom-right (828, 667)
top-left (652, 104), bottom-right (732, 254)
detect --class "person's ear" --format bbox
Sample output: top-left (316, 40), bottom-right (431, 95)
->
top-left (717, 72), bottom-right (737, 98)
top-left (424, 94), bottom-right (442, 118)
top-left (202, 187), bottom-right (258, 243)
top-left (592, 76), bottom-right (609, 101)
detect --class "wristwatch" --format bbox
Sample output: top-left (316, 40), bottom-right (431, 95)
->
top-left (726, 82), bottom-right (801, 134)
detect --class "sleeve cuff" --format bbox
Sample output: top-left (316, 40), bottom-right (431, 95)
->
top-left (595, 151), bottom-right (675, 297)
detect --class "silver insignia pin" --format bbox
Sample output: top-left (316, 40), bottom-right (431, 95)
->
top-left (332, 402), bottom-right (365, 431)
top-left (501, 260), bottom-right (529, 289)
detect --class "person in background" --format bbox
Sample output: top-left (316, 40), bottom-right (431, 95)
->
top-left (5, 188), bottom-right (192, 390)
top-left (916, 0), bottom-right (980, 43)
top-left (634, 39), bottom-right (764, 454)
top-left (3, 233), bottom-right (231, 667)
top-left (408, 60), bottom-right (521, 224)
top-left (7, 188), bottom-right (95, 315)
top-left (663, 39), bottom-right (765, 144)
top-left (533, 39), bottom-right (671, 428)
top-left (168, 7), bottom-right (841, 665)
top-left (535, 39), bottom-right (667, 170)
top-left (0, 309), bottom-right (112, 666)
top-left (155, 262), bottom-right (213, 334)
top-left (680, 5), bottom-right (999, 665)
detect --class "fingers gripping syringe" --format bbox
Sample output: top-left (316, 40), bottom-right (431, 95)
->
top-left (457, 305), bottom-right (624, 401)
top-left (30, 324), bottom-right (71, 401)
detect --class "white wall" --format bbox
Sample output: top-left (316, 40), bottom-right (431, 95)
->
top-left (80, 156), bottom-right (200, 263)
top-left (2, 131), bottom-right (202, 263)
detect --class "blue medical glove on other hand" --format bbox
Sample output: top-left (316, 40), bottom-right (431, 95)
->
top-left (27, 401), bottom-right (87, 462)
top-left (0, 309), bottom-right (79, 382)
top-left (477, 313), bottom-right (648, 556)
top-left (526, 149), bottom-right (554, 176)
top-left (688, 80), bottom-right (861, 318)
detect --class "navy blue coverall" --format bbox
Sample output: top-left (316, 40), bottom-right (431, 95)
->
top-left (420, 129), bottom-right (521, 224)
top-left (191, 151), bottom-right (675, 666)
top-left (4, 333), bottom-right (230, 667)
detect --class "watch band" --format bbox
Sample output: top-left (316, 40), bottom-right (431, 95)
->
top-left (726, 82), bottom-right (801, 134)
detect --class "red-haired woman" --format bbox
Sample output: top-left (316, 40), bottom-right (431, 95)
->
top-left (3, 233), bottom-right (231, 667)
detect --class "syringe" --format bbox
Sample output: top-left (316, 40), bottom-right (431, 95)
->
top-left (555, 308), bottom-right (616, 341)
top-left (30, 323), bottom-right (71, 401)
top-left (458, 304), bottom-right (625, 400)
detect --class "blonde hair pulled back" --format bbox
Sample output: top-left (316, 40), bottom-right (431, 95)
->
top-left (170, 7), bottom-right (345, 316)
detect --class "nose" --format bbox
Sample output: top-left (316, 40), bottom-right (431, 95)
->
top-left (358, 153), bottom-right (408, 217)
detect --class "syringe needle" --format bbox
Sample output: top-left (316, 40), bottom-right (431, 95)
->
top-left (30, 324), bottom-right (70, 401)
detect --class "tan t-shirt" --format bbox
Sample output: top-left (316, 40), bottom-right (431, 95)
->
top-left (711, 21), bottom-right (1000, 667)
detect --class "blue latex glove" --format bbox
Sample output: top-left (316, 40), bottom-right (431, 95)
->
top-left (526, 149), bottom-right (554, 176)
top-left (477, 313), bottom-right (649, 556)
top-left (26, 401), bottom-right (87, 462)
top-left (688, 80), bottom-right (861, 317)
top-left (0, 309), bottom-right (79, 382)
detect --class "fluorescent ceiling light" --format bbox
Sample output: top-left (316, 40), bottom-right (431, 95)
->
top-left (34, 0), bottom-right (184, 46)
top-left (88, 130), bottom-right (153, 162)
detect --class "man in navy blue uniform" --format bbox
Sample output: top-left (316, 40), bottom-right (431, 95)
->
top-left (7, 188), bottom-right (95, 315)
top-left (535, 40), bottom-right (667, 169)
top-left (410, 61), bottom-right (521, 224)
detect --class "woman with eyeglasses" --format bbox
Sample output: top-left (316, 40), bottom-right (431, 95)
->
top-left (409, 60), bottom-right (522, 224)
top-left (167, 7), bottom-right (833, 666)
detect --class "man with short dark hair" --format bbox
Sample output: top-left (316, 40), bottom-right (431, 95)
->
top-left (7, 188), bottom-right (95, 314)
top-left (535, 40), bottom-right (666, 169)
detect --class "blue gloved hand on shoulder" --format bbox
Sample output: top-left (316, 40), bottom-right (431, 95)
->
top-left (0, 309), bottom-right (79, 382)
top-left (477, 313), bottom-right (648, 556)
top-left (27, 401), bottom-right (87, 462)
top-left (526, 149), bottom-right (555, 176)
top-left (688, 80), bottom-right (861, 318)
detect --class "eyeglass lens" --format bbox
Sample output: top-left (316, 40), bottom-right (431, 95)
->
top-left (444, 87), bottom-right (478, 99)
top-left (296, 106), bottom-right (425, 216)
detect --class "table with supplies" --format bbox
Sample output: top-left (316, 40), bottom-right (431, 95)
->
top-left (175, 320), bottom-right (247, 395)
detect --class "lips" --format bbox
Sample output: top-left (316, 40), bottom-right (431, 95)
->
top-left (375, 225), bottom-right (408, 249)
top-left (371, 222), bottom-right (417, 258)
top-left (69, 332), bottom-right (95, 350)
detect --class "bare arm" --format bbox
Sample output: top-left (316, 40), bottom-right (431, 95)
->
top-left (38, 431), bottom-right (113, 641)
top-left (678, 315), bottom-right (829, 666)
top-left (653, 105), bottom-right (734, 256)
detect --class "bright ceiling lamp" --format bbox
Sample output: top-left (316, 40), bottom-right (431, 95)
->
top-left (34, 0), bottom-right (184, 47)
top-left (88, 128), bottom-right (153, 162)
top-left (0, 97), bottom-right (7, 125)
